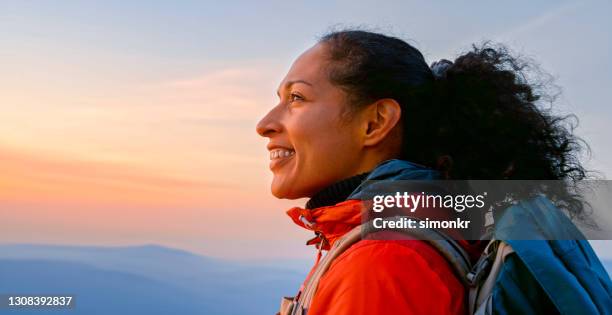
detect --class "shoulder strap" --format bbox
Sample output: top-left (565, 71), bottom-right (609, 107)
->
top-left (293, 224), bottom-right (363, 314)
top-left (361, 216), bottom-right (472, 285)
top-left (468, 239), bottom-right (515, 315)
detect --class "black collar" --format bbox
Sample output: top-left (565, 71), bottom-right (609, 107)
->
top-left (305, 172), bottom-right (370, 209)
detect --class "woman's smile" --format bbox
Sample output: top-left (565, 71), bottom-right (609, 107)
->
top-left (269, 147), bottom-right (296, 170)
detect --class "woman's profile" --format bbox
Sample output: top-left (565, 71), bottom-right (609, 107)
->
top-left (256, 30), bottom-right (612, 315)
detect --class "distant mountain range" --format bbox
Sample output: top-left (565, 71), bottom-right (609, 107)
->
top-left (0, 243), bottom-right (610, 315)
top-left (0, 244), bottom-right (309, 315)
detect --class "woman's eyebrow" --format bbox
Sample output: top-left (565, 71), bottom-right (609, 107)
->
top-left (276, 80), bottom-right (313, 97)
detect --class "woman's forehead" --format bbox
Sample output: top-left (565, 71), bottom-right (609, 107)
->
top-left (278, 44), bottom-right (330, 90)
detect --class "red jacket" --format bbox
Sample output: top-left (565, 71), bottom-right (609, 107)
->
top-left (287, 200), bottom-right (470, 315)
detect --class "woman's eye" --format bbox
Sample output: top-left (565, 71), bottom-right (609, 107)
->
top-left (289, 93), bottom-right (304, 103)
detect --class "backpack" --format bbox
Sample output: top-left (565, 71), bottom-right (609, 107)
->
top-left (279, 197), bottom-right (612, 315)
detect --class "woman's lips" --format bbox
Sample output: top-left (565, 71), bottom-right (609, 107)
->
top-left (269, 148), bottom-right (295, 170)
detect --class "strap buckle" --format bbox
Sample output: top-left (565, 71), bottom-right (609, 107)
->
top-left (467, 241), bottom-right (498, 286)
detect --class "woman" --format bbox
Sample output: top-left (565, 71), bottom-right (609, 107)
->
top-left (256, 30), bottom-right (608, 314)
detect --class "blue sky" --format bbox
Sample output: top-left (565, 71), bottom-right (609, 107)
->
top-left (0, 0), bottom-right (610, 259)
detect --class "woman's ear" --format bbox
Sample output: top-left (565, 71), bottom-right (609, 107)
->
top-left (362, 98), bottom-right (402, 147)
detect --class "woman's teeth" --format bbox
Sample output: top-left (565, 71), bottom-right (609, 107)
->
top-left (270, 149), bottom-right (295, 160)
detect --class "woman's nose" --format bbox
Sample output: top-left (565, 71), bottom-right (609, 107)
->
top-left (256, 106), bottom-right (283, 138)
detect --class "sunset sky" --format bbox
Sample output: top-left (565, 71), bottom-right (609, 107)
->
top-left (1, 0), bottom-right (611, 259)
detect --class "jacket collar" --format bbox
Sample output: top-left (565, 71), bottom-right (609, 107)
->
top-left (349, 159), bottom-right (439, 199)
top-left (286, 159), bottom-right (440, 250)
top-left (305, 172), bottom-right (370, 209)
top-left (287, 200), bottom-right (364, 250)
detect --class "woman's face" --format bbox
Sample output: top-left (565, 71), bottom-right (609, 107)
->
top-left (256, 43), bottom-right (367, 199)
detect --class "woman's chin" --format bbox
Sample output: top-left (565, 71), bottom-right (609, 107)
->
top-left (271, 185), bottom-right (294, 199)
top-left (271, 178), bottom-right (303, 200)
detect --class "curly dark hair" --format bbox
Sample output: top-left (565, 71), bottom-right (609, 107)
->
top-left (319, 29), bottom-right (590, 219)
